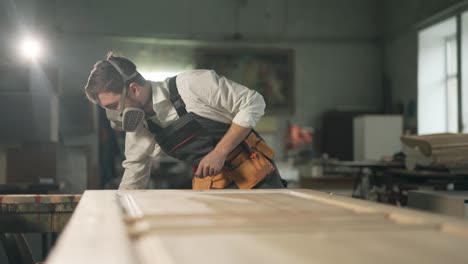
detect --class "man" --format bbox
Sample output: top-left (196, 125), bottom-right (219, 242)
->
top-left (84, 53), bottom-right (286, 190)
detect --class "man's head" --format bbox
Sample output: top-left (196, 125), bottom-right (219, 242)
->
top-left (85, 53), bottom-right (150, 131)
top-left (85, 53), bottom-right (147, 110)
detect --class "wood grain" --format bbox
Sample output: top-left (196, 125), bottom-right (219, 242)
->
top-left (47, 189), bottom-right (468, 264)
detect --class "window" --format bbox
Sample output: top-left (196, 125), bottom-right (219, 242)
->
top-left (462, 11), bottom-right (468, 132)
top-left (445, 36), bottom-right (459, 132)
top-left (418, 17), bottom-right (458, 134)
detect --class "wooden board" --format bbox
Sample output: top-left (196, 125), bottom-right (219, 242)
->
top-left (46, 190), bottom-right (468, 264)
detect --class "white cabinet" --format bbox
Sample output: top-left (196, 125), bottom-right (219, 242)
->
top-left (353, 115), bottom-right (403, 161)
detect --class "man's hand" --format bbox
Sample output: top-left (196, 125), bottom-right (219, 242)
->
top-left (195, 149), bottom-right (228, 178)
top-left (194, 123), bottom-right (251, 178)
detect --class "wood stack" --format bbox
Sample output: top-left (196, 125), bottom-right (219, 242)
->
top-left (401, 133), bottom-right (468, 173)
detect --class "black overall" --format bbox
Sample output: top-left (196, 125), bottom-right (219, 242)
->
top-left (146, 76), bottom-right (285, 189)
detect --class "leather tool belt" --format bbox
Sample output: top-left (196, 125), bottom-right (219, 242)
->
top-left (192, 132), bottom-right (276, 190)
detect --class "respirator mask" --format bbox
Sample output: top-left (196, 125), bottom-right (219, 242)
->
top-left (105, 60), bottom-right (145, 132)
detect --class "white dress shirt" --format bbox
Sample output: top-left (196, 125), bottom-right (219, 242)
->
top-left (119, 69), bottom-right (266, 190)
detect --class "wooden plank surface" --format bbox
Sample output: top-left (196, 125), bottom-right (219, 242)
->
top-left (47, 190), bottom-right (468, 264)
top-left (46, 191), bottom-right (138, 264)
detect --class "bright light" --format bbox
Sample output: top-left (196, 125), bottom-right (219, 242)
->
top-left (20, 37), bottom-right (41, 60)
top-left (140, 71), bottom-right (183, 81)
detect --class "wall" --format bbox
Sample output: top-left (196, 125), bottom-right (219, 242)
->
top-left (51, 0), bottom-right (382, 122)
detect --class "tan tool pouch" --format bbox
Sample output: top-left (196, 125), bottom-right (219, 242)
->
top-left (192, 132), bottom-right (276, 190)
top-left (227, 150), bottom-right (275, 189)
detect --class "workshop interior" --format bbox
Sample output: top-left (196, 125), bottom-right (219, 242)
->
top-left (1, 0), bottom-right (468, 263)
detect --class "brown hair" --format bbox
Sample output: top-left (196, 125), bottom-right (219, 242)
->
top-left (84, 52), bottom-right (146, 104)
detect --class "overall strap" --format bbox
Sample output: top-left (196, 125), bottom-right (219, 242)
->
top-left (168, 76), bottom-right (188, 117)
top-left (146, 118), bottom-right (162, 137)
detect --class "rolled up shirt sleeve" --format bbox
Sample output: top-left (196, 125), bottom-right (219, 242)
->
top-left (190, 70), bottom-right (266, 128)
top-left (118, 123), bottom-right (161, 190)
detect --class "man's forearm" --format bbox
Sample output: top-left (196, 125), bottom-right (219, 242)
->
top-left (213, 123), bottom-right (251, 157)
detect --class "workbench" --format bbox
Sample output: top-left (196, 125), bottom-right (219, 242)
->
top-left (326, 160), bottom-right (468, 205)
top-left (408, 190), bottom-right (468, 219)
top-left (46, 189), bottom-right (468, 264)
top-left (0, 194), bottom-right (80, 263)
